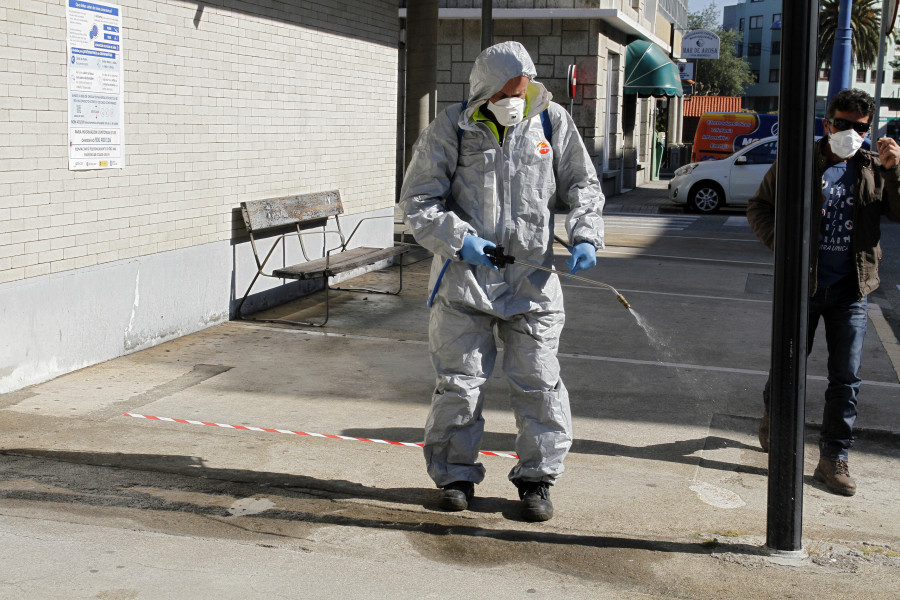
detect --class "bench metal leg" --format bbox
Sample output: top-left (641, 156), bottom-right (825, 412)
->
top-left (237, 274), bottom-right (330, 328)
top-left (236, 269), bottom-right (264, 321)
top-left (237, 255), bottom-right (406, 329)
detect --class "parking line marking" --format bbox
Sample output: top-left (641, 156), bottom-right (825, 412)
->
top-left (608, 232), bottom-right (761, 243)
top-left (239, 324), bottom-right (900, 388)
top-left (556, 353), bottom-right (900, 388)
top-left (560, 285), bottom-right (771, 303)
top-left (598, 249), bottom-right (771, 266)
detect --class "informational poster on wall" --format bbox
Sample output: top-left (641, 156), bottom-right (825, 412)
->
top-left (66, 1), bottom-right (124, 170)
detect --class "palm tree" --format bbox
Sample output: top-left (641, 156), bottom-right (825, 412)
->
top-left (819, 0), bottom-right (882, 69)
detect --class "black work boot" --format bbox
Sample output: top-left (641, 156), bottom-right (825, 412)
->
top-left (758, 411), bottom-right (770, 453)
top-left (814, 458), bottom-right (857, 496)
top-left (438, 481), bottom-right (474, 511)
top-left (514, 480), bottom-right (553, 522)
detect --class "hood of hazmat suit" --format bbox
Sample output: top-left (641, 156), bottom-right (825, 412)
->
top-left (400, 41), bottom-right (605, 317)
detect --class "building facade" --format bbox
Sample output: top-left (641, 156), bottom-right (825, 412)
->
top-left (399, 0), bottom-right (689, 196)
top-left (724, 0), bottom-right (900, 133)
top-left (0, 1), bottom-right (400, 392)
top-left (722, 0), bottom-right (781, 113)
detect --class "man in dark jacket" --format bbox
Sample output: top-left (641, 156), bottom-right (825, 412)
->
top-left (747, 88), bottom-right (900, 496)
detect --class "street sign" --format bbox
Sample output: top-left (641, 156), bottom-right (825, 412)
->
top-left (567, 64), bottom-right (577, 100)
top-left (682, 29), bottom-right (720, 60)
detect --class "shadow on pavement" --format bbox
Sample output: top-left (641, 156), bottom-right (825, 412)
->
top-left (0, 449), bottom-right (750, 557)
top-left (341, 427), bottom-right (768, 477)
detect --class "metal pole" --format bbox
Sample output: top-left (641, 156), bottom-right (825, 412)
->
top-left (766, 0), bottom-right (818, 554)
top-left (827, 0), bottom-right (853, 104)
top-left (873, 0), bottom-right (893, 138)
top-left (481, 0), bottom-right (493, 50)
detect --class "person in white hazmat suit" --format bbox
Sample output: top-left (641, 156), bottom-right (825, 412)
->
top-left (400, 41), bottom-right (604, 522)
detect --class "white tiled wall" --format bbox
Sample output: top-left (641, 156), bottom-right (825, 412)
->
top-left (0, 0), bottom-right (398, 392)
top-left (0, 0), bottom-right (398, 285)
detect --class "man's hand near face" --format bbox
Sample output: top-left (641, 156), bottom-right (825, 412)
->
top-left (877, 137), bottom-right (900, 169)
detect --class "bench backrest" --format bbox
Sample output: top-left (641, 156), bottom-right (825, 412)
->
top-left (240, 190), bottom-right (343, 234)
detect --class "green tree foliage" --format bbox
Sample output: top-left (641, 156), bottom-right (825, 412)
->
top-left (819, 0), bottom-right (882, 69)
top-left (687, 3), bottom-right (755, 96)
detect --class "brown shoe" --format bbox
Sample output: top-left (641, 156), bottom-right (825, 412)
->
top-left (758, 412), bottom-right (770, 453)
top-left (814, 458), bottom-right (857, 496)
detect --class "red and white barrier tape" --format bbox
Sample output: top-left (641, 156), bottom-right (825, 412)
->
top-left (123, 413), bottom-right (518, 459)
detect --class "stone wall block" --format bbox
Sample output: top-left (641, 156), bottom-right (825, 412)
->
top-left (494, 20), bottom-right (523, 36)
top-left (523, 19), bottom-right (552, 36)
top-left (438, 83), bottom-right (466, 104)
top-left (462, 20), bottom-right (482, 61)
top-left (539, 35), bottom-right (561, 57)
top-left (554, 55), bottom-right (575, 78)
top-left (562, 30), bottom-right (589, 55)
top-left (440, 19), bottom-right (463, 44)
top-left (451, 61), bottom-right (474, 85)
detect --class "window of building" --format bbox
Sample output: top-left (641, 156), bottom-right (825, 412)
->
top-left (769, 69), bottom-right (779, 83)
top-left (749, 43), bottom-right (761, 57)
top-left (872, 69), bottom-right (884, 83)
top-left (857, 69), bottom-right (867, 82)
top-left (893, 70), bottom-right (900, 84)
top-left (735, 42), bottom-right (744, 58)
top-left (739, 18), bottom-right (745, 31)
top-left (771, 41), bottom-right (781, 55)
top-left (750, 16), bottom-right (762, 29)
top-left (752, 70), bottom-right (760, 83)
top-left (819, 68), bottom-right (831, 81)
top-left (772, 13), bottom-right (781, 23)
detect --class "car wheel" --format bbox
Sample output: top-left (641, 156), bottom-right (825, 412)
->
top-left (687, 182), bottom-right (725, 214)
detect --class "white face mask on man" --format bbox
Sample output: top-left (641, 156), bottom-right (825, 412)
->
top-left (828, 128), bottom-right (865, 159)
top-left (487, 97), bottom-right (526, 127)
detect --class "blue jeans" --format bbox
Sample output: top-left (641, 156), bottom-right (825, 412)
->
top-left (764, 275), bottom-right (868, 461)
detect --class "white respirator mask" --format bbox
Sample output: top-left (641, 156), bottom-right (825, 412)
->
top-left (829, 128), bottom-right (865, 159)
top-left (487, 97), bottom-right (526, 127)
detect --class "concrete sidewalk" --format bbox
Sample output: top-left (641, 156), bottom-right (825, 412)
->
top-left (2, 190), bottom-right (899, 599)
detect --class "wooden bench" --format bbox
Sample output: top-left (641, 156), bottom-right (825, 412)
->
top-left (237, 190), bottom-right (411, 326)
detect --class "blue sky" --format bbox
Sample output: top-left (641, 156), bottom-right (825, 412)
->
top-left (688, 0), bottom-right (740, 25)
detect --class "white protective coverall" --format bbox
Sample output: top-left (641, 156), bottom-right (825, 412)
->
top-left (399, 41), bottom-right (605, 488)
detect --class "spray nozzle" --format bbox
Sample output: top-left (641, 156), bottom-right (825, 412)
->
top-left (483, 242), bottom-right (633, 311)
top-left (484, 245), bottom-right (516, 268)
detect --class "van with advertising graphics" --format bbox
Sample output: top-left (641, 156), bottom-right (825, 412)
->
top-left (691, 112), bottom-right (826, 163)
top-left (691, 112), bottom-right (778, 163)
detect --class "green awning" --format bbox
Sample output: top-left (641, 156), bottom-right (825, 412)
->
top-left (624, 40), bottom-right (684, 98)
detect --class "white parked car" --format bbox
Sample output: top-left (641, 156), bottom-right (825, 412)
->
top-left (668, 135), bottom-right (778, 213)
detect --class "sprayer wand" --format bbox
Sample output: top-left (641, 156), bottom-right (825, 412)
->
top-left (484, 238), bottom-right (631, 310)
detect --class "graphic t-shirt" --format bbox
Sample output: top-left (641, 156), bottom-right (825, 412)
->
top-left (818, 159), bottom-right (856, 288)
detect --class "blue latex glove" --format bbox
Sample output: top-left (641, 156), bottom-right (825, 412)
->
top-left (459, 235), bottom-right (498, 269)
top-left (566, 242), bottom-right (597, 274)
